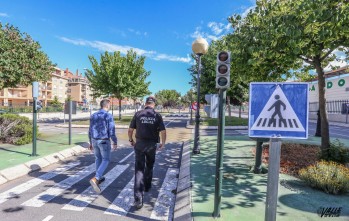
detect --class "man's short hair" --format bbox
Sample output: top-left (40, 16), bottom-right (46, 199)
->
top-left (145, 96), bottom-right (156, 105)
top-left (100, 99), bottom-right (110, 108)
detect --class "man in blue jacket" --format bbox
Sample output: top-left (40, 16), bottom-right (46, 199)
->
top-left (88, 99), bottom-right (118, 193)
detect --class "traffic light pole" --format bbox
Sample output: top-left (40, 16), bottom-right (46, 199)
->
top-left (69, 100), bottom-right (72, 145)
top-left (31, 97), bottom-right (38, 156)
top-left (213, 88), bottom-right (226, 218)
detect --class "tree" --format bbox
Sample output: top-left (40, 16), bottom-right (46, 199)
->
top-left (126, 54), bottom-right (151, 112)
top-left (50, 96), bottom-right (61, 107)
top-left (0, 23), bottom-right (54, 90)
top-left (228, 0), bottom-right (349, 151)
top-left (86, 50), bottom-right (150, 119)
top-left (188, 37), bottom-right (249, 109)
top-left (154, 89), bottom-right (181, 112)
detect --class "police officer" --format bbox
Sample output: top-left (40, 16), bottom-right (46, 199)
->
top-left (128, 96), bottom-right (166, 209)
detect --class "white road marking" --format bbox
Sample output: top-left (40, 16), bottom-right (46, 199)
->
top-left (42, 215), bottom-right (54, 221)
top-left (0, 162), bottom-right (80, 204)
top-left (165, 119), bottom-right (175, 127)
top-left (119, 151), bottom-right (134, 164)
top-left (62, 164), bottom-right (129, 211)
top-left (104, 177), bottom-right (134, 216)
top-left (150, 168), bottom-right (179, 221)
top-left (22, 163), bottom-right (95, 207)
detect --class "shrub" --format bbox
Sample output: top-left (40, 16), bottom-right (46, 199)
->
top-left (0, 114), bottom-right (37, 145)
top-left (319, 139), bottom-right (349, 164)
top-left (299, 161), bottom-right (349, 195)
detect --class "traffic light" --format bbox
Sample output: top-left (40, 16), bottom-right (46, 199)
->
top-left (35, 100), bottom-right (42, 111)
top-left (216, 51), bottom-right (231, 89)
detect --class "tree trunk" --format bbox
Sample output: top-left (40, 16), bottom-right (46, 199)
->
top-left (227, 96), bottom-right (232, 117)
top-left (118, 98), bottom-right (122, 120)
top-left (314, 56), bottom-right (330, 150)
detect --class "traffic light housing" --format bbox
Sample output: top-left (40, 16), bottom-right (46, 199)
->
top-left (35, 100), bottom-right (42, 111)
top-left (216, 51), bottom-right (231, 89)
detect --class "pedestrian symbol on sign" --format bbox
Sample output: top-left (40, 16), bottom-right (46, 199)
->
top-left (267, 94), bottom-right (286, 127)
top-left (251, 85), bottom-right (305, 132)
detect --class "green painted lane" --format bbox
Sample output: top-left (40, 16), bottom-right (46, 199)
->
top-left (0, 134), bottom-right (87, 170)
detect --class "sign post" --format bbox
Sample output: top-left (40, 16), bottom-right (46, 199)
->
top-left (31, 82), bottom-right (39, 156)
top-left (248, 82), bottom-right (309, 221)
top-left (345, 104), bottom-right (349, 124)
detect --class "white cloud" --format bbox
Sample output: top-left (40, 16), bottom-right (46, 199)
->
top-left (207, 22), bottom-right (231, 35)
top-left (59, 37), bottom-right (191, 63)
top-left (153, 54), bottom-right (191, 63)
top-left (241, 5), bottom-right (256, 18)
top-left (128, 28), bottom-right (147, 36)
top-left (0, 13), bottom-right (9, 17)
top-left (190, 21), bottom-right (231, 42)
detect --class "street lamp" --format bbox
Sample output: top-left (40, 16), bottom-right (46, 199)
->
top-left (192, 37), bottom-right (209, 154)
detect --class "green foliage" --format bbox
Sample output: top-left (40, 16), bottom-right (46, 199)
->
top-left (227, 0), bottom-right (349, 150)
top-left (299, 161), bottom-right (349, 195)
top-left (50, 96), bottom-right (62, 108)
top-left (188, 38), bottom-right (249, 105)
top-left (0, 23), bottom-right (54, 90)
top-left (86, 49), bottom-right (150, 119)
top-left (319, 139), bottom-right (349, 164)
top-left (154, 89), bottom-right (181, 108)
top-left (0, 114), bottom-right (36, 145)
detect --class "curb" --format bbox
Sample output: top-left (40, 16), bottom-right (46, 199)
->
top-left (174, 140), bottom-right (193, 221)
top-left (0, 144), bottom-right (89, 185)
top-left (55, 124), bottom-right (130, 129)
top-left (186, 120), bottom-right (248, 130)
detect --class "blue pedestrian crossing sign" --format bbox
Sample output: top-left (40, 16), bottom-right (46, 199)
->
top-left (248, 83), bottom-right (309, 139)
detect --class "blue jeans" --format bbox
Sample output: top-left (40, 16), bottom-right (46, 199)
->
top-left (92, 139), bottom-right (111, 180)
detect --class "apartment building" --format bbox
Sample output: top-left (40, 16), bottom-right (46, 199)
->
top-left (66, 69), bottom-right (92, 105)
top-left (0, 67), bottom-right (70, 106)
top-left (51, 67), bottom-right (69, 103)
top-left (0, 85), bottom-right (32, 106)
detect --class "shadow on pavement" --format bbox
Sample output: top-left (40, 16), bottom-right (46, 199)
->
top-left (0, 147), bottom-right (31, 156)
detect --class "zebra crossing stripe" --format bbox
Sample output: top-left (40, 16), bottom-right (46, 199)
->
top-left (62, 164), bottom-right (129, 211)
top-left (104, 177), bottom-right (134, 216)
top-left (0, 162), bottom-right (80, 204)
top-left (21, 163), bottom-right (95, 207)
top-left (119, 152), bottom-right (133, 164)
top-left (150, 168), bottom-right (179, 221)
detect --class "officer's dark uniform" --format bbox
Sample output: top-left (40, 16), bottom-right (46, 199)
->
top-left (129, 106), bottom-right (165, 202)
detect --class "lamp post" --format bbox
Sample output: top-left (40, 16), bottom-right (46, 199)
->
top-left (192, 37), bottom-right (209, 154)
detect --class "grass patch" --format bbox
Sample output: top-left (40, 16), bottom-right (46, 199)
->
top-left (201, 116), bottom-right (248, 126)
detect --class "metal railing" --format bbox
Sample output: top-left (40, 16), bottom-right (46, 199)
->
top-left (309, 100), bottom-right (349, 114)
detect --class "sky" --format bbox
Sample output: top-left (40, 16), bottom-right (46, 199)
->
top-left (0, 0), bottom-right (256, 95)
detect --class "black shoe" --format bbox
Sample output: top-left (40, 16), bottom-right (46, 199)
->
top-left (98, 177), bottom-right (105, 185)
top-left (133, 199), bottom-right (143, 209)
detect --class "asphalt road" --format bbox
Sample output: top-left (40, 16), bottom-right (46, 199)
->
top-left (0, 116), bottom-right (188, 221)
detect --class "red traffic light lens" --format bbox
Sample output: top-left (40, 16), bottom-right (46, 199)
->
top-left (218, 64), bottom-right (228, 74)
top-left (218, 52), bottom-right (229, 62)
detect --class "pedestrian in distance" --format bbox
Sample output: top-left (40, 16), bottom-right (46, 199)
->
top-left (88, 99), bottom-right (118, 193)
top-left (128, 96), bottom-right (166, 209)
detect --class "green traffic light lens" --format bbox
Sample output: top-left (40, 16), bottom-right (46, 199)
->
top-left (217, 77), bottom-right (228, 86)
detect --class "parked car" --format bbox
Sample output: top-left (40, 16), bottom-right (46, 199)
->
top-left (82, 107), bottom-right (89, 112)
